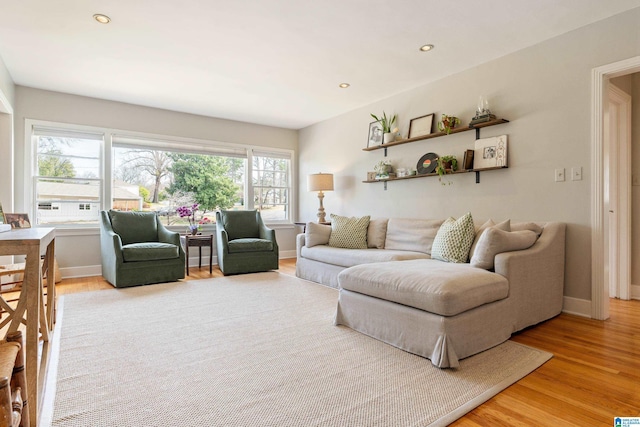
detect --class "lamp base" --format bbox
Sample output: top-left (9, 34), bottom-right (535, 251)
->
top-left (316, 191), bottom-right (326, 223)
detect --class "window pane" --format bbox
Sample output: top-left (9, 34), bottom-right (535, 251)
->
top-left (113, 147), bottom-right (246, 225)
top-left (252, 155), bottom-right (290, 221)
top-left (36, 135), bottom-right (102, 226)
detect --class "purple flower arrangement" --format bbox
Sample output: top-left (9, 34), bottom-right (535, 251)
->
top-left (176, 203), bottom-right (199, 233)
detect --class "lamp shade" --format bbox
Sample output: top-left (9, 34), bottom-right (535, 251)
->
top-left (307, 173), bottom-right (334, 192)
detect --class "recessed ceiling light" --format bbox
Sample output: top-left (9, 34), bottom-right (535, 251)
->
top-left (338, 83), bottom-right (350, 88)
top-left (93, 14), bottom-right (111, 24)
top-left (419, 44), bottom-right (434, 52)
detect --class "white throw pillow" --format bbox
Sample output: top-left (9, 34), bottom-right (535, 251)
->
top-left (470, 228), bottom-right (538, 270)
top-left (469, 219), bottom-right (511, 260)
top-left (367, 218), bottom-right (389, 249)
top-left (305, 222), bottom-right (332, 247)
top-left (431, 212), bottom-right (476, 263)
top-left (328, 214), bottom-right (370, 249)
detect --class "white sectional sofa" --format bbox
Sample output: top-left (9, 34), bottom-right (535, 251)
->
top-left (295, 216), bottom-right (566, 368)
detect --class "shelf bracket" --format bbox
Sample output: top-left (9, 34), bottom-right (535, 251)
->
top-left (475, 128), bottom-right (480, 140)
top-left (384, 147), bottom-right (388, 157)
top-left (384, 181), bottom-right (388, 191)
top-left (475, 171), bottom-right (480, 183)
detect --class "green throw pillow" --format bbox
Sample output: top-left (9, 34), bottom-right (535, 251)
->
top-left (431, 212), bottom-right (475, 263)
top-left (328, 214), bottom-right (370, 249)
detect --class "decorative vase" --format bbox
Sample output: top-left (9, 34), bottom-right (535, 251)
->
top-left (383, 132), bottom-right (395, 144)
top-left (188, 225), bottom-right (198, 235)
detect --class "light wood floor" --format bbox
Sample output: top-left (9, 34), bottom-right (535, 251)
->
top-left (56, 259), bottom-right (640, 425)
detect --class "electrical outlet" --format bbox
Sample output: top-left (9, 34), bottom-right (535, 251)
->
top-left (633, 173), bottom-right (640, 186)
top-left (571, 166), bottom-right (582, 181)
top-left (555, 168), bottom-right (565, 182)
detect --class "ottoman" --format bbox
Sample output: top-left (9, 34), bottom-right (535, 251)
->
top-left (335, 259), bottom-right (514, 368)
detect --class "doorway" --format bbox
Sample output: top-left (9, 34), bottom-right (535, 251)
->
top-left (592, 56), bottom-right (640, 320)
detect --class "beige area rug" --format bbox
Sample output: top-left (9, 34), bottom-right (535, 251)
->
top-left (44, 272), bottom-right (551, 427)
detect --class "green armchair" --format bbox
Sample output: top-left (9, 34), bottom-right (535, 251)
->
top-left (215, 210), bottom-right (279, 275)
top-left (100, 210), bottom-right (185, 287)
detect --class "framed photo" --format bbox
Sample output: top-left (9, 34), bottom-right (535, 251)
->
top-left (474, 135), bottom-right (508, 169)
top-left (408, 113), bottom-right (434, 139)
top-left (366, 171), bottom-right (377, 181)
top-left (4, 213), bottom-right (31, 229)
top-left (367, 121), bottom-right (383, 148)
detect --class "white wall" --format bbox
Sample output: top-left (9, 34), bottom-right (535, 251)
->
top-left (298, 8), bottom-right (640, 305)
top-left (0, 54), bottom-right (14, 215)
top-left (14, 87), bottom-right (299, 276)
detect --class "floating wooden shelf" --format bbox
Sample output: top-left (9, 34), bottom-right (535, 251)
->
top-left (363, 118), bottom-right (509, 152)
top-left (363, 166), bottom-right (507, 184)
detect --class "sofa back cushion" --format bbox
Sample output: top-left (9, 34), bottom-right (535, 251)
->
top-left (384, 218), bottom-right (444, 254)
top-left (367, 218), bottom-right (389, 249)
top-left (108, 210), bottom-right (158, 245)
top-left (305, 222), bottom-right (332, 247)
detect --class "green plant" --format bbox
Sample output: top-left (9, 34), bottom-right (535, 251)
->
top-left (371, 112), bottom-right (397, 133)
top-left (437, 114), bottom-right (461, 135)
top-left (435, 155), bottom-right (458, 185)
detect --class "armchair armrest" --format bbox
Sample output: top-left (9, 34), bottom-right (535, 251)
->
top-left (156, 219), bottom-right (180, 246)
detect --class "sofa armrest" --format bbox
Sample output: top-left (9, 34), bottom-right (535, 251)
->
top-left (296, 233), bottom-right (306, 258)
top-left (494, 222), bottom-right (566, 331)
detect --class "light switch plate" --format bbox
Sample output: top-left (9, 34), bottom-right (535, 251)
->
top-left (571, 167), bottom-right (582, 181)
top-left (555, 168), bottom-right (565, 182)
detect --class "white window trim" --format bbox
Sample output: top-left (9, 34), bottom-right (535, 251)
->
top-left (24, 119), bottom-right (296, 232)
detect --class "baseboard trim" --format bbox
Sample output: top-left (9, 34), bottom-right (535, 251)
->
top-left (60, 251), bottom-right (298, 279)
top-left (562, 296), bottom-right (592, 318)
top-left (631, 284), bottom-right (640, 300)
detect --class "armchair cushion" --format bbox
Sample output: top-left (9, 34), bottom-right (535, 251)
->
top-left (228, 238), bottom-right (274, 253)
top-left (220, 210), bottom-right (260, 240)
top-left (108, 210), bottom-right (158, 245)
top-left (122, 242), bottom-right (181, 262)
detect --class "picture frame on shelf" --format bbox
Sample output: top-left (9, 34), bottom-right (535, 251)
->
top-left (408, 113), bottom-right (434, 139)
top-left (366, 172), bottom-right (377, 181)
top-left (474, 135), bottom-right (508, 169)
top-left (4, 213), bottom-right (31, 229)
top-left (367, 121), bottom-right (383, 148)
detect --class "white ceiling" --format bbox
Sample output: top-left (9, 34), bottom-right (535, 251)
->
top-left (1, 1), bottom-right (639, 129)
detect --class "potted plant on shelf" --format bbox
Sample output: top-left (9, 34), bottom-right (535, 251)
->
top-left (435, 155), bottom-right (458, 185)
top-left (371, 112), bottom-right (397, 144)
top-left (437, 114), bottom-right (461, 135)
top-left (374, 159), bottom-right (393, 180)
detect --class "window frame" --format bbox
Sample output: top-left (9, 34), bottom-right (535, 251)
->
top-left (24, 119), bottom-right (296, 232)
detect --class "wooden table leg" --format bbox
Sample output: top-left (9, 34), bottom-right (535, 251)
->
top-left (25, 246), bottom-right (40, 427)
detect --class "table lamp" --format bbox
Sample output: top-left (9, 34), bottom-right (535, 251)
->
top-left (307, 173), bottom-right (334, 223)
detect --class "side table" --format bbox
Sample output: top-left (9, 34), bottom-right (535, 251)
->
top-left (180, 234), bottom-right (213, 275)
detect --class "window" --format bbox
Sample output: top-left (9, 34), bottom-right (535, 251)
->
top-left (251, 151), bottom-right (291, 222)
top-left (33, 126), bottom-right (103, 226)
top-left (28, 121), bottom-right (294, 228)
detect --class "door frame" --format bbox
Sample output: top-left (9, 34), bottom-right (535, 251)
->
top-left (591, 56), bottom-right (640, 320)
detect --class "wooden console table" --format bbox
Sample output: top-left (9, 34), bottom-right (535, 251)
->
top-left (0, 227), bottom-right (55, 427)
top-left (180, 234), bottom-right (213, 275)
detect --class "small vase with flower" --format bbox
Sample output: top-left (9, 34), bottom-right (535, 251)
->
top-left (177, 203), bottom-right (200, 235)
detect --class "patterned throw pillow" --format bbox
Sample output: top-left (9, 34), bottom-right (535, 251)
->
top-left (328, 214), bottom-right (370, 249)
top-left (431, 212), bottom-right (476, 263)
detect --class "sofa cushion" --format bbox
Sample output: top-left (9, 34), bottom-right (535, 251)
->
top-left (384, 218), bottom-right (444, 254)
top-left (367, 218), bottom-right (389, 249)
top-left (470, 228), bottom-right (537, 270)
top-left (338, 259), bottom-right (509, 316)
top-left (108, 210), bottom-right (158, 245)
top-left (305, 222), bottom-right (331, 247)
top-left (511, 222), bottom-right (543, 236)
top-left (469, 219), bottom-right (511, 260)
top-left (431, 212), bottom-right (476, 263)
top-left (122, 242), bottom-right (179, 262)
top-left (328, 214), bottom-right (370, 249)
top-left (301, 245), bottom-right (430, 268)
top-left (228, 238), bottom-right (274, 253)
